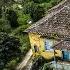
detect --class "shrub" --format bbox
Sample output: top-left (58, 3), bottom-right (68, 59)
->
top-left (7, 10), bottom-right (19, 28)
top-left (50, 0), bottom-right (62, 6)
top-left (5, 59), bottom-right (17, 70)
top-left (23, 1), bottom-right (45, 22)
top-left (33, 0), bottom-right (51, 3)
top-left (0, 19), bottom-right (11, 33)
top-left (31, 56), bottom-right (47, 70)
top-left (0, 32), bottom-right (21, 69)
top-left (17, 11), bottom-right (31, 25)
top-left (39, 2), bottom-right (52, 11)
top-left (11, 24), bottom-right (31, 55)
top-left (0, 8), bottom-right (2, 18)
top-left (42, 63), bottom-right (53, 70)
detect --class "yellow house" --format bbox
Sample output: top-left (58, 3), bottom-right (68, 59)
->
top-left (24, 0), bottom-right (70, 59)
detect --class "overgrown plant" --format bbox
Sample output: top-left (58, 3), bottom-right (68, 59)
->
top-left (0, 32), bottom-right (21, 69)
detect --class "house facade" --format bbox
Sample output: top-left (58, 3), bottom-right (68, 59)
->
top-left (28, 33), bottom-right (62, 59)
top-left (24, 0), bottom-right (70, 60)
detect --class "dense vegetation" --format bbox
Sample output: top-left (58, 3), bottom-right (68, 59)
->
top-left (0, 0), bottom-right (62, 70)
top-left (31, 56), bottom-right (47, 70)
top-left (31, 56), bottom-right (54, 70)
top-left (0, 32), bottom-right (21, 69)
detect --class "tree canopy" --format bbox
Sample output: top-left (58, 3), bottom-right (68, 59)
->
top-left (33, 0), bottom-right (51, 3)
top-left (0, 0), bottom-right (14, 7)
top-left (7, 10), bottom-right (19, 28)
top-left (0, 19), bottom-right (11, 33)
top-left (0, 32), bottom-right (21, 69)
top-left (23, 2), bottom-right (45, 22)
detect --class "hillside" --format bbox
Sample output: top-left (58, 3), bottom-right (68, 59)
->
top-left (0, 0), bottom-right (63, 70)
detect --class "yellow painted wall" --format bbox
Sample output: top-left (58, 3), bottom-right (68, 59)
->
top-left (29, 33), bottom-right (62, 59)
top-left (41, 50), bottom-right (62, 59)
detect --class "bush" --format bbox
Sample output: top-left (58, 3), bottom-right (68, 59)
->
top-left (31, 56), bottom-right (47, 70)
top-left (5, 59), bottom-right (17, 70)
top-left (0, 32), bottom-right (21, 69)
top-left (11, 24), bottom-right (30, 35)
top-left (39, 2), bottom-right (52, 11)
top-left (17, 34), bottom-right (31, 54)
top-left (23, 1), bottom-right (45, 22)
top-left (33, 0), bottom-right (51, 3)
top-left (0, 8), bottom-right (2, 18)
top-left (22, 0), bottom-right (32, 3)
top-left (0, 19), bottom-right (11, 33)
top-left (17, 11), bottom-right (31, 25)
top-left (7, 10), bottom-right (19, 28)
top-left (42, 63), bottom-right (53, 70)
top-left (11, 24), bottom-right (31, 55)
top-left (50, 0), bottom-right (62, 6)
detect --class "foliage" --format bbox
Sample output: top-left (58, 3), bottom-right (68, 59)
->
top-left (5, 57), bottom-right (20, 70)
top-left (39, 0), bottom-right (62, 11)
top-left (0, 0), bottom-right (15, 22)
top-left (11, 24), bottom-right (30, 35)
top-left (31, 56), bottom-right (47, 70)
top-left (42, 63), bottom-right (53, 70)
top-left (33, 0), bottom-right (51, 3)
top-left (39, 2), bottom-right (52, 11)
top-left (18, 34), bottom-right (31, 54)
top-left (31, 55), bottom-right (57, 70)
top-left (11, 24), bottom-right (31, 53)
top-left (22, 0), bottom-right (32, 3)
top-left (7, 10), bottom-right (19, 28)
top-left (0, 0), bottom-right (14, 7)
top-left (23, 1), bottom-right (45, 22)
top-left (0, 8), bottom-right (2, 18)
top-left (0, 0), bottom-right (62, 70)
top-left (50, 0), bottom-right (62, 6)
top-left (17, 11), bottom-right (31, 25)
top-left (23, 0), bottom-right (62, 22)
top-left (0, 19), bottom-right (11, 33)
top-left (0, 32), bottom-right (21, 69)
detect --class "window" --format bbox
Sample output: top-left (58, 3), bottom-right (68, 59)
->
top-left (45, 39), bottom-right (54, 51)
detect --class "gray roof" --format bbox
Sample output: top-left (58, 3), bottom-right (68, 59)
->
top-left (54, 40), bottom-right (70, 50)
top-left (24, 0), bottom-right (70, 38)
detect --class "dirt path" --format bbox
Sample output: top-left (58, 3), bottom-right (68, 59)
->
top-left (16, 49), bottom-right (33, 70)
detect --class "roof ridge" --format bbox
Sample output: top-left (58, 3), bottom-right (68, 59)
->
top-left (48, 0), bottom-right (67, 14)
top-left (24, 0), bottom-right (67, 32)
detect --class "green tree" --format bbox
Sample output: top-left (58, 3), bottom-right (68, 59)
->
top-left (0, 0), bottom-right (14, 20)
top-left (7, 10), bottom-right (19, 28)
top-left (33, 0), bottom-right (51, 3)
top-left (0, 19), bottom-right (11, 33)
top-left (0, 0), bottom-right (14, 6)
top-left (0, 8), bottom-right (2, 18)
top-left (50, 0), bottom-right (62, 6)
top-left (22, 0), bottom-right (32, 3)
top-left (23, 2), bottom-right (45, 22)
top-left (0, 32), bottom-right (21, 69)
top-left (17, 11), bottom-right (31, 25)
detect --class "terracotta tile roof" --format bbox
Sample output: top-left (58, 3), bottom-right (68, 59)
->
top-left (24, 0), bottom-right (70, 38)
